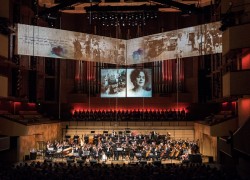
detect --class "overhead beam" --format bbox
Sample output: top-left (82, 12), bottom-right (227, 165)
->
top-left (38, 0), bottom-right (83, 17)
top-left (150, 0), bottom-right (201, 13)
top-left (84, 4), bottom-right (161, 12)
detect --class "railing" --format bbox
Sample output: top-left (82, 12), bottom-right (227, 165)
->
top-left (62, 120), bottom-right (194, 128)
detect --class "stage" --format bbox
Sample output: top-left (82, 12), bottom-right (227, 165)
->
top-left (22, 155), bottom-right (211, 166)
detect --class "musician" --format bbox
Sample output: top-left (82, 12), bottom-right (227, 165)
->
top-left (154, 146), bottom-right (161, 160)
top-left (84, 134), bottom-right (89, 144)
top-left (98, 147), bottom-right (103, 161)
top-left (121, 144), bottom-right (128, 160)
top-left (130, 146), bottom-right (135, 160)
top-left (101, 151), bottom-right (107, 162)
top-left (91, 146), bottom-right (98, 160)
top-left (48, 131), bottom-right (205, 163)
top-left (105, 144), bottom-right (112, 160)
top-left (78, 146), bottom-right (83, 158)
top-left (114, 148), bottom-right (119, 160)
top-left (46, 141), bottom-right (53, 150)
top-left (73, 145), bottom-right (80, 157)
top-left (181, 147), bottom-right (189, 161)
top-left (81, 146), bottom-right (90, 161)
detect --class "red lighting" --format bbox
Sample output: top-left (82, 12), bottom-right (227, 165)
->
top-left (242, 49), bottom-right (250, 69)
top-left (13, 102), bottom-right (21, 105)
top-left (232, 101), bottom-right (236, 106)
top-left (27, 102), bottom-right (36, 107)
top-left (240, 99), bottom-right (250, 111)
top-left (222, 102), bottom-right (228, 107)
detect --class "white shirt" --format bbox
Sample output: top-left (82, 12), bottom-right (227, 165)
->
top-left (127, 89), bottom-right (152, 97)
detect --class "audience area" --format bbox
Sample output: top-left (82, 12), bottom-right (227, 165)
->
top-left (202, 111), bottom-right (235, 125)
top-left (0, 110), bottom-right (54, 125)
top-left (0, 161), bottom-right (241, 180)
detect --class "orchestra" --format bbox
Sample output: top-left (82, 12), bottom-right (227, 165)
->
top-left (44, 131), bottom-right (200, 163)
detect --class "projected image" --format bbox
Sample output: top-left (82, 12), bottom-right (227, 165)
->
top-left (17, 22), bottom-right (221, 65)
top-left (100, 69), bottom-right (126, 97)
top-left (127, 68), bottom-right (152, 97)
top-left (126, 21), bottom-right (222, 64)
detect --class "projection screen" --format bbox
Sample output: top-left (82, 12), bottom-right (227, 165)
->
top-left (17, 21), bottom-right (222, 65)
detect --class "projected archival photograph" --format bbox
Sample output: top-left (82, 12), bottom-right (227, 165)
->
top-left (126, 37), bottom-right (145, 65)
top-left (17, 22), bottom-right (221, 65)
top-left (127, 68), bottom-right (152, 97)
top-left (17, 24), bottom-right (126, 65)
top-left (100, 69), bottom-right (127, 98)
top-left (126, 21), bottom-right (222, 65)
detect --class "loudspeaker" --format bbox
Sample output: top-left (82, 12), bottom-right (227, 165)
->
top-left (91, 131), bottom-right (95, 134)
top-left (208, 156), bottom-right (213, 163)
top-left (30, 152), bottom-right (37, 160)
top-left (24, 155), bottom-right (30, 161)
top-left (103, 131), bottom-right (108, 134)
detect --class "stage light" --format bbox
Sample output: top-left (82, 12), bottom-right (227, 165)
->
top-left (86, 10), bottom-right (157, 27)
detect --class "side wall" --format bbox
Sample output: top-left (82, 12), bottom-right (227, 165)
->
top-left (194, 123), bottom-right (217, 161)
top-left (18, 123), bottom-right (61, 162)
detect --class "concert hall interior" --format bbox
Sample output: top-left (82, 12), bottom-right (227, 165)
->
top-left (0, 0), bottom-right (250, 179)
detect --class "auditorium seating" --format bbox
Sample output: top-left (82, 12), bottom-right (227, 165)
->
top-left (1, 161), bottom-right (240, 180)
